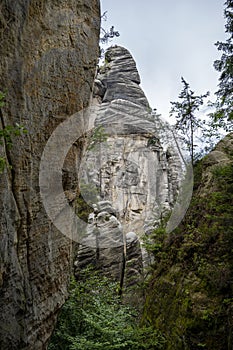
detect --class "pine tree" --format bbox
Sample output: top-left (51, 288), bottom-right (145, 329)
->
top-left (170, 77), bottom-right (209, 165)
top-left (212, 0), bottom-right (233, 130)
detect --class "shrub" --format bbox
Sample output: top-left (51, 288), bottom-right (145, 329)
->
top-left (48, 266), bottom-right (165, 350)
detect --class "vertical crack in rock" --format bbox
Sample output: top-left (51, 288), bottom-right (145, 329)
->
top-left (76, 46), bottom-right (185, 294)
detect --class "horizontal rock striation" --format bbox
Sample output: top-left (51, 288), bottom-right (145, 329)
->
top-left (77, 46), bottom-right (186, 291)
top-left (0, 1), bottom-right (100, 349)
top-left (86, 45), bottom-right (184, 235)
top-left (75, 201), bottom-right (125, 281)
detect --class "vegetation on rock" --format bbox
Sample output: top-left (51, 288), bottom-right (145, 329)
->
top-left (0, 91), bottom-right (27, 172)
top-left (142, 133), bottom-right (233, 349)
top-left (211, 0), bottom-right (233, 130)
top-left (170, 77), bottom-right (210, 164)
top-left (48, 266), bottom-right (165, 350)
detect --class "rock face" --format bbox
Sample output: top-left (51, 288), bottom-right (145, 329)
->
top-left (0, 1), bottom-right (100, 349)
top-left (75, 201), bottom-right (125, 281)
top-left (76, 46), bottom-right (185, 289)
top-left (83, 46), bottom-right (184, 236)
top-left (75, 200), bottom-right (144, 298)
top-left (143, 133), bottom-right (233, 349)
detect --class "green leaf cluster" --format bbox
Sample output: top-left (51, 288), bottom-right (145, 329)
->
top-left (87, 126), bottom-right (108, 151)
top-left (170, 77), bottom-right (209, 165)
top-left (0, 91), bottom-right (27, 173)
top-left (48, 266), bottom-right (165, 350)
top-left (142, 150), bottom-right (233, 349)
top-left (211, 0), bottom-right (233, 129)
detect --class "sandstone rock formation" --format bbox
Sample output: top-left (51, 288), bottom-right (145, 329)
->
top-left (76, 46), bottom-right (186, 291)
top-left (75, 200), bottom-right (144, 299)
top-left (81, 46), bottom-right (185, 236)
top-left (0, 1), bottom-right (100, 349)
top-left (125, 231), bottom-right (143, 288)
top-left (75, 201), bottom-right (125, 281)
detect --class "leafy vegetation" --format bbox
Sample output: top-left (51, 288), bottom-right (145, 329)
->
top-left (142, 135), bottom-right (233, 349)
top-left (48, 266), bottom-right (165, 350)
top-left (76, 182), bottom-right (98, 222)
top-left (210, 0), bottom-right (233, 130)
top-left (100, 11), bottom-right (120, 57)
top-left (170, 77), bottom-right (210, 164)
top-left (170, 0), bottom-right (233, 159)
top-left (0, 91), bottom-right (27, 172)
top-left (51, 3), bottom-right (233, 349)
top-left (87, 126), bottom-right (108, 151)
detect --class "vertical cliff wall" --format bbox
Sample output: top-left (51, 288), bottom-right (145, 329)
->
top-left (83, 46), bottom-right (184, 236)
top-left (76, 46), bottom-right (185, 291)
top-left (0, 1), bottom-right (100, 349)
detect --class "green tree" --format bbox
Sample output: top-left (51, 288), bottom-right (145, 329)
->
top-left (170, 77), bottom-right (209, 165)
top-left (48, 266), bottom-right (165, 350)
top-left (211, 0), bottom-right (233, 130)
top-left (99, 11), bottom-right (120, 57)
top-left (87, 126), bottom-right (108, 151)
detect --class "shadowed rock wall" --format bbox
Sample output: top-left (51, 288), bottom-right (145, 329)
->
top-left (0, 1), bottom-right (100, 349)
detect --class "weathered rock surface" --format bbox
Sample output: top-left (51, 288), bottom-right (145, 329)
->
top-left (143, 133), bottom-right (233, 349)
top-left (76, 46), bottom-right (185, 290)
top-left (0, 1), bottom-right (100, 349)
top-left (125, 231), bottom-right (143, 288)
top-left (75, 201), bottom-right (125, 281)
top-left (82, 46), bottom-right (184, 236)
top-left (75, 201), bottom-right (144, 303)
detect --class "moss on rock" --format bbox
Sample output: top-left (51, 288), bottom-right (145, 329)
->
top-left (143, 133), bottom-right (233, 350)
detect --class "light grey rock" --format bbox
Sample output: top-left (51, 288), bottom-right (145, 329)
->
top-left (75, 203), bottom-right (143, 291)
top-left (122, 231), bottom-right (144, 306)
top-left (75, 201), bottom-right (124, 281)
top-left (94, 47), bottom-right (184, 233)
top-left (77, 46), bottom-right (185, 291)
top-left (125, 232), bottom-right (143, 287)
top-left (97, 46), bottom-right (150, 110)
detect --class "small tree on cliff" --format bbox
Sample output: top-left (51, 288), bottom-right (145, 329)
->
top-left (99, 11), bottom-right (120, 57)
top-left (210, 0), bottom-right (233, 131)
top-left (170, 77), bottom-right (209, 165)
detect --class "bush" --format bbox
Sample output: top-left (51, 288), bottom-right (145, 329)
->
top-left (48, 266), bottom-right (165, 350)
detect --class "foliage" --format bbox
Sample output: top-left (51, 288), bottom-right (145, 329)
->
top-left (170, 77), bottom-right (209, 164)
top-left (48, 266), bottom-right (165, 350)
top-left (142, 139), bottom-right (233, 349)
top-left (100, 26), bottom-right (120, 45)
top-left (210, 0), bottom-right (233, 130)
top-left (87, 126), bottom-right (108, 151)
top-left (99, 11), bottom-right (120, 57)
top-left (76, 182), bottom-right (98, 222)
top-left (0, 91), bottom-right (27, 172)
top-left (142, 215), bottom-right (169, 260)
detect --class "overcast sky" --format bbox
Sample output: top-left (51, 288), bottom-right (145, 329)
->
top-left (100, 0), bottom-right (227, 121)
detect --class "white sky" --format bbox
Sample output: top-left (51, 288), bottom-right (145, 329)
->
top-left (100, 0), bottom-right (227, 121)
